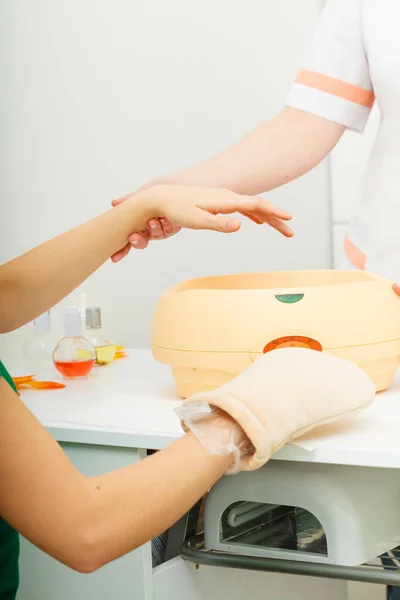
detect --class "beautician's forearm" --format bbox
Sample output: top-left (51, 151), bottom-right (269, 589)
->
top-left (0, 199), bottom-right (153, 332)
top-left (166, 108), bottom-right (345, 195)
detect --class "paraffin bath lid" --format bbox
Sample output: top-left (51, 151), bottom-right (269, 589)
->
top-left (152, 270), bottom-right (400, 397)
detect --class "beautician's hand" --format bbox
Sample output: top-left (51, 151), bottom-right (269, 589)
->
top-left (138, 183), bottom-right (292, 236)
top-left (112, 184), bottom-right (293, 262)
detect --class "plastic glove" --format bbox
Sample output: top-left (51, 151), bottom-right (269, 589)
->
top-left (176, 402), bottom-right (254, 475)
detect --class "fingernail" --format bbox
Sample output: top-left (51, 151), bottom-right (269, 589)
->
top-left (131, 239), bottom-right (138, 246)
top-left (226, 219), bottom-right (239, 231)
top-left (149, 222), bottom-right (157, 229)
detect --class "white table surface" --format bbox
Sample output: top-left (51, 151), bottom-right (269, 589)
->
top-left (20, 349), bottom-right (400, 469)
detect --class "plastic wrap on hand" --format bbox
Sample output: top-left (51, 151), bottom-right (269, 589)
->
top-left (175, 401), bottom-right (252, 474)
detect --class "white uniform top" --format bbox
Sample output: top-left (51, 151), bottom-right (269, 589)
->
top-left (286, 0), bottom-right (400, 280)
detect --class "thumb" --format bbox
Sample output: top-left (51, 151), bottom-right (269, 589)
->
top-left (188, 209), bottom-right (241, 233)
top-left (111, 189), bottom-right (141, 208)
top-left (213, 215), bottom-right (241, 233)
top-left (111, 197), bottom-right (125, 207)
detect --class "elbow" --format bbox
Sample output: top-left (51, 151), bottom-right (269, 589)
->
top-left (0, 314), bottom-right (22, 335)
top-left (0, 322), bottom-right (20, 335)
top-left (56, 529), bottom-right (110, 574)
top-left (62, 551), bottom-right (103, 575)
top-left (45, 486), bottom-right (134, 573)
top-left (0, 281), bottom-right (22, 333)
top-left (66, 546), bottom-right (103, 574)
top-left (64, 527), bottom-right (140, 574)
top-left (69, 559), bottom-right (102, 575)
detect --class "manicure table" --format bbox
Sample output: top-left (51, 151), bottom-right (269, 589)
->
top-left (17, 350), bottom-right (400, 600)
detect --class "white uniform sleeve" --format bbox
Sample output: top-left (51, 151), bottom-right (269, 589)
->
top-left (286, 0), bottom-right (374, 133)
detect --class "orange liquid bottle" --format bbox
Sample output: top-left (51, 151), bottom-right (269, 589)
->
top-left (53, 308), bottom-right (96, 379)
top-left (54, 358), bottom-right (95, 378)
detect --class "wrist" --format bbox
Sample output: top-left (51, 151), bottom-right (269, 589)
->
top-left (186, 430), bottom-right (234, 466)
top-left (176, 403), bottom-right (253, 474)
top-left (130, 184), bottom-right (171, 218)
top-left (122, 189), bottom-right (160, 229)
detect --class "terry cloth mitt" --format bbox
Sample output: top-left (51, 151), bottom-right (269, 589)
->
top-left (180, 347), bottom-right (375, 471)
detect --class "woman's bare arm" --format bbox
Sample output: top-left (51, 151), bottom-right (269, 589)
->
top-left (165, 108), bottom-right (345, 195)
top-left (0, 378), bottom-right (233, 573)
top-left (111, 107), bottom-right (345, 256)
top-left (0, 185), bottom-right (291, 333)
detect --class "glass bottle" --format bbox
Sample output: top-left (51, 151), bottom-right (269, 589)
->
top-left (78, 292), bottom-right (88, 335)
top-left (85, 307), bottom-right (116, 365)
top-left (22, 311), bottom-right (55, 373)
top-left (53, 307), bottom-right (95, 378)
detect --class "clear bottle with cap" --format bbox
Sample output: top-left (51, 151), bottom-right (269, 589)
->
top-left (52, 307), bottom-right (95, 378)
top-left (22, 311), bottom-right (55, 373)
top-left (85, 307), bottom-right (116, 365)
top-left (78, 292), bottom-right (88, 334)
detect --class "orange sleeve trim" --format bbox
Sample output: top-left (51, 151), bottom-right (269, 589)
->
top-left (296, 69), bottom-right (375, 109)
top-left (344, 235), bottom-right (366, 270)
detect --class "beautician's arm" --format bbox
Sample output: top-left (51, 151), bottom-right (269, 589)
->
top-left (160, 108), bottom-right (345, 195)
top-left (112, 108), bottom-right (345, 255)
top-left (0, 185), bottom-right (291, 333)
top-left (0, 377), bottom-right (237, 573)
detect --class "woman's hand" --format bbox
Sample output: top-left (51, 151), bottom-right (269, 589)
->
top-left (111, 181), bottom-right (179, 261)
top-left (113, 184), bottom-right (293, 262)
top-left (176, 403), bottom-right (254, 475)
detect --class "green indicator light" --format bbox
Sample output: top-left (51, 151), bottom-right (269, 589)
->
top-left (275, 294), bottom-right (304, 304)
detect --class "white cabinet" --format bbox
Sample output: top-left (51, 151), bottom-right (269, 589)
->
top-left (153, 557), bottom-right (349, 600)
top-left (18, 444), bottom-right (152, 600)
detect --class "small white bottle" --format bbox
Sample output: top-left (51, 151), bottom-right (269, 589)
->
top-left (22, 311), bottom-right (54, 373)
top-left (85, 307), bottom-right (116, 365)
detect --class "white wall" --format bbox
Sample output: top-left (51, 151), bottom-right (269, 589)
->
top-left (0, 0), bottom-right (329, 357)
